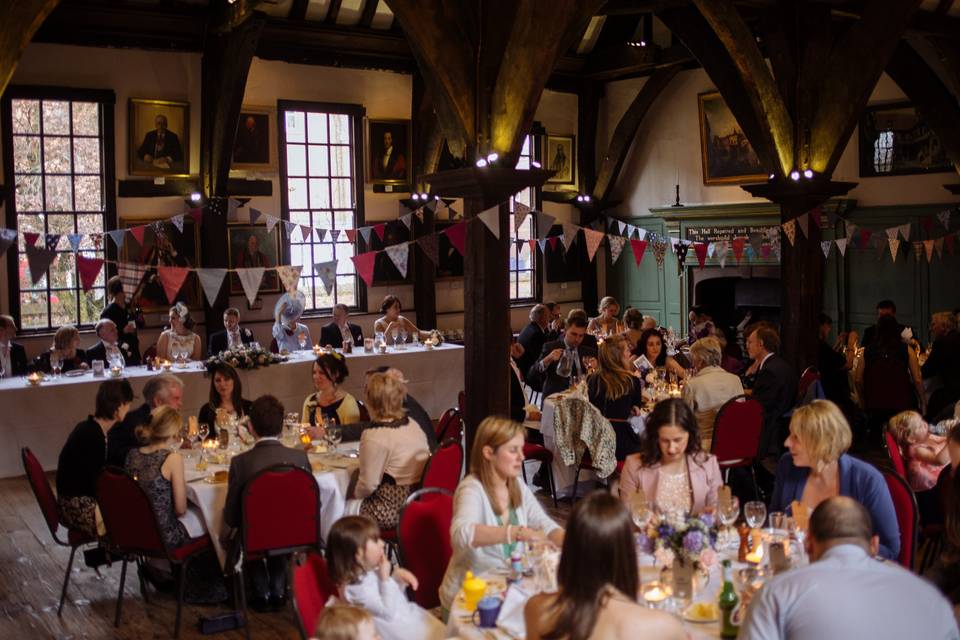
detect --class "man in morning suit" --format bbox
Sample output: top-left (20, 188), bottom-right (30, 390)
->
top-left (222, 394), bottom-right (311, 611)
top-left (746, 324), bottom-right (798, 468)
top-left (0, 314), bottom-right (28, 378)
top-left (319, 303), bottom-right (364, 349)
top-left (526, 314), bottom-right (598, 398)
top-left (208, 307), bottom-right (255, 356)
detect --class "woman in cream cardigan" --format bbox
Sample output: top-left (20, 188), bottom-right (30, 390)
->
top-left (620, 398), bottom-right (722, 516)
top-left (439, 417), bottom-right (564, 611)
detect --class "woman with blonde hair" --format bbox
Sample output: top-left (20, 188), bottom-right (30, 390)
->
top-left (157, 302), bottom-right (201, 361)
top-left (587, 335), bottom-right (643, 460)
top-left (770, 399), bottom-right (900, 560)
top-left (587, 296), bottom-right (624, 337)
top-left (34, 324), bottom-right (87, 373)
top-left (313, 604), bottom-right (379, 640)
top-left (352, 372), bottom-right (430, 530)
top-left (439, 416), bottom-right (565, 610)
top-left (125, 405), bottom-right (227, 602)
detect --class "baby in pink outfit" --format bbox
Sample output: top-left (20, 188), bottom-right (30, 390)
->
top-left (888, 410), bottom-right (949, 492)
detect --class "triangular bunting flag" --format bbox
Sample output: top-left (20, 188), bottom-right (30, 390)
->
top-left (75, 254), bottom-right (104, 292)
top-left (935, 237), bottom-right (945, 258)
top-left (373, 223), bottom-right (387, 242)
top-left (637, 227), bottom-right (647, 241)
top-left (715, 241), bottom-right (729, 268)
top-left (313, 260), bottom-right (338, 294)
top-left (537, 238), bottom-right (547, 253)
top-left (608, 235), bottom-right (626, 264)
top-left (67, 233), bottom-right (83, 254)
top-left (477, 206), bottom-right (501, 239)
top-left (316, 229), bottom-right (328, 243)
top-left (796, 213), bottom-right (809, 239)
top-left (912, 241), bottom-right (923, 263)
top-left (118, 262), bottom-right (148, 293)
top-left (351, 251), bottom-right (378, 287)
top-left (170, 214), bottom-right (185, 233)
top-left (158, 266), bottom-right (191, 304)
top-left (732, 237), bottom-right (746, 263)
top-left (923, 240), bottom-right (934, 263)
top-left (618, 221), bottom-right (627, 236)
top-left (937, 209), bottom-right (951, 230)
top-left (0, 228), bottom-right (17, 258)
top-left (283, 220), bottom-right (298, 241)
top-left (536, 213), bottom-right (556, 238)
top-left (885, 226), bottom-right (899, 240)
top-left (129, 225), bottom-right (146, 246)
top-left (400, 213), bottom-right (413, 230)
top-left (782, 220), bottom-right (796, 246)
top-left (674, 242), bottom-right (689, 276)
top-left (820, 240), bottom-right (832, 259)
top-left (276, 265), bottom-right (303, 293)
top-left (345, 229), bottom-right (358, 243)
top-left (749, 233), bottom-right (763, 257)
top-left (514, 202), bottom-right (531, 233)
top-left (236, 268), bottom-right (265, 306)
top-left (300, 225), bottom-right (313, 243)
top-left (444, 222), bottom-right (467, 256)
top-left (24, 232), bottom-right (40, 248)
top-left (249, 208), bottom-right (263, 225)
top-left (835, 237), bottom-right (848, 256)
top-left (561, 223), bottom-right (579, 251)
top-left (265, 215), bottom-right (280, 234)
top-left (630, 239), bottom-right (648, 266)
top-left (384, 243), bottom-right (410, 278)
top-left (107, 229), bottom-right (126, 249)
top-left (583, 228), bottom-right (604, 262)
top-left (227, 198), bottom-right (240, 222)
top-left (447, 207), bottom-right (459, 221)
top-left (416, 235), bottom-right (439, 266)
top-left (694, 242), bottom-right (708, 268)
top-left (197, 268), bottom-right (227, 306)
top-left (900, 223), bottom-right (911, 242)
top-left (652, 239), bottom-right (667, 269)
top-left (707, 243), bottom-right (716, 259)
top-left (358, 226), bottom-right (373, 244)
top-left (888, 238), bottom-right (900, 262)
top-left (45, 234), bottom-right (61, 252)
top-left (547, 236), bottom-right (560, 252)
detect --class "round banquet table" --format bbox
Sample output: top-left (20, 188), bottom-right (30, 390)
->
top-left (0, 343), bottom-right (463, 478)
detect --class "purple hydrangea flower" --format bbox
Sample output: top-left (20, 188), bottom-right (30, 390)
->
top-left (657, 523), bottom-right (675, 539)
top-left (636, 533), bottom-right (654, 554)
top-left (699, 513), bottom-right (715, 528)
top-left (683, 530), bottom-right (704, 553)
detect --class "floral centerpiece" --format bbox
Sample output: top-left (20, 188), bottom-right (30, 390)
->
top-left (205, 345), bottom-right (285, 371)
top-left (637, 511), bottom-right (718, 570)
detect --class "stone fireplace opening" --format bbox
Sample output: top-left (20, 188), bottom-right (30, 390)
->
top-left (690, 266), bottom-right (780, 350)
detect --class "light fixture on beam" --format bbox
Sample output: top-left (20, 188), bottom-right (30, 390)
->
top-left (790, 170), bottom-right (800, 181)
top-left (475, 158), bottom-right (488, 168)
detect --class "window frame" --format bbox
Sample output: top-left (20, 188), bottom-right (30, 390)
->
top-left (509, 132), bottom-right (543, 306)
top-left (1, 85), bottom-right (117, 334)
top-left (276, 99), bottom-right (367, 316)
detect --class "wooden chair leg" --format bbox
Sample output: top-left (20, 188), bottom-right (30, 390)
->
top-left (58, 544), bottom-right (79, 616)
top-left (547, 463), bottom-right (558, 508)
top-left (236, 568), bottom-right (252, 640)
top-left (114, 558), bottom-right (128, 627)
top-left (135, 557), bottom-right (150, 603)
top-left (174, 560), bottom-right (188, 639)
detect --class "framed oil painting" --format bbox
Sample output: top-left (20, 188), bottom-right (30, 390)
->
top-left (697, 92), bottom-right (766, 185)
top-left (366, 118), bottom-right (411, 185)
top-left (858, 102), bottom-right (951, 177)
top-left (545, 134), bottom-right (576, 184)
top-left (121, 216), bottom-right (200, 311)
top-left (227, 225), bottom-right (281, 294)
top-left (231, 105), bottom-right (276, 172)
top-left (128, 98), bottom-right (190, 177)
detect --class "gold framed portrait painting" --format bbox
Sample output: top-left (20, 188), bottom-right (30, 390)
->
top-left (128, 98), bottom-right (190, 177)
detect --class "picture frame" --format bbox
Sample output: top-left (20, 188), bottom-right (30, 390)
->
top-left (128, 98), bottom-right (190, 177)
top-left (545, 134), bottom-right (576, 185)
top-left (120, 216), bottom-right (201, 312)
top-left (227, 224), bottom-right (282, 295)
top-left (231, 105), bottom-right (276, 172)
top-left (365, 118), bottom-right (411, 185)
top-left (697, 92), bottom-right (767, 185)
top-left (858, 101), bottom-right (951, 177)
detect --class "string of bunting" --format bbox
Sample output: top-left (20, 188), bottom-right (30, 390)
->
top-left (1, 196), bottom-right (957, 307)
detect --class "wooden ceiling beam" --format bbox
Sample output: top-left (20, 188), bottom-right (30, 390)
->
top-left (360, 0), bottom-right (380, 28)
top-left (0, 0), bottom-right (62, 97)
top-left (289, 0), bottom-right (309, 20)
top-left (325, 0), bottom-right (343, 24)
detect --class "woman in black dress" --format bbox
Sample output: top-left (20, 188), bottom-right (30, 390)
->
top-left (33, 325), bottom-right (87, 374)
top-left (198, 362), bottom-right (253, 439)
top-left (56, 379), bottom-right (134, 538)
top-left (101, 275), bottom-right (143, 365)
top-left (587, 335), bottom-right (644, 461)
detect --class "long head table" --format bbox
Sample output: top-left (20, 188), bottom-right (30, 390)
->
top-left (0, 344), bottom-right (464, 478)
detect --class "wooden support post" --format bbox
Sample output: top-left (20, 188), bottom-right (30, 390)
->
top-left (577, 81), bottom-right (601, 314)
top-left (198, 3), bottom-right (265, 342)
top-left (411, 71), bottom-right (438, 330)
top-left (0, 0), bottom-right (61, 97)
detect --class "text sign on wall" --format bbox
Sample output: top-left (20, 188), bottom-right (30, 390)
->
top-left (685, 224), bottom-right (778, 244)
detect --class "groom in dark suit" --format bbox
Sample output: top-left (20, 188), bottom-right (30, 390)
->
top-left (526, 314), bottom-right (597, 398)
top-left (222, 395), bottom-right (311, 611)
top-left (208, 308), bottom-right (254, 356)
top-left (319, 303), bottom-right (363, 349)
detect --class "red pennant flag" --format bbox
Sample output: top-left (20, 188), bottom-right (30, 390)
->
top-left (444, 221), bottom-right (467, 256)
top-left (859, 228), bottom-right (872, 248)
top-left (24, 232), bottom-right (40, 248)
top-left (373, 223), bottom-right (386, 241)
top-left (351, 251), bottom-right (378, 287)
top-left (75, 254), bottom-right (104, 292)
top-left (129, 225), bottom-right (146, 246)
top-left (732, 237), bottom-right (746, 263)
top-left (345, 229), bottom-right (358, 243)
top-left (694, 242), bottom-right (708, 268)
top-left (920, 216), bottom-right (933, 236)
top-left (528, 239), bottom-right (537, 254)
top-left (158, 266), bottom-right (190, 303)
top-left (630, 239), bottom-right (648, 266)
top-left (947, 234), bottom-right (955, 256)
top-left (547, 236), bottom-right (560, 252)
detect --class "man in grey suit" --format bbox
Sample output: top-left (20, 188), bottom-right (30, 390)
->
top-left (222, 394), bottom-right (311, 611)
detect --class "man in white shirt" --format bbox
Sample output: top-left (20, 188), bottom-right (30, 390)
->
top-left (0, 314), bottom-right (27, 378)
top-left (740, 496), bottom-right (959, 640)
top-left (85, 319), bottom-right (129, 366)
top-left (208, 307), bottom-right (253, 355)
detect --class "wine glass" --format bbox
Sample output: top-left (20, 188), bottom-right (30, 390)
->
top-left (744, 501), bottom-right (767, 529)
top-left (718, 495), bottom-right (741, 549)
top-left (556, 349), bottom-right (573, 379)
top-left (399, 327), bottom-right (408, 348)
top-left (327, 424), bottom-right (342, 452)
top-left (390, 327), bottom-right (400, 348)
top-left (629, 493), bottom-right (651, 531)
top-left (50, 353), bottom-right (63, 379)
top-left (298, 332), bottom-right (307, 350)
top-left (198, 422), bottom-right (210, 442)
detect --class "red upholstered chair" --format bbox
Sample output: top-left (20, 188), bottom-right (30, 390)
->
top-left (882, 470), bottom-right (918, 569)
top-left (711, 395), bottom-right (764, 497)
top-left (397, 488), bottom-right (454, 609)
top-left (435, 407), bottom-right (463, 443)
top-left (796, 366), bottom-right (821, 403)
top-left (292, 552), bottom-right (338, 639)
top-left (21, 447), bottom-right (96, 616)
top-left (421, 440), bottom-right (464, 494)
top-left (522, 443), bottom-right (557, 507)
top-left (96, 467), bottom-right (214, 638)
top-left (356, 399), bottom-right (371, 423)
top-left (884, 431), bottom-right (907, 478)
top-left (239, 465), bottom-right (322, 639)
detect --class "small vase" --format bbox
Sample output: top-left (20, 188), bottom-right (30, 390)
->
top-left (671, 557), bottom-right (695, 600)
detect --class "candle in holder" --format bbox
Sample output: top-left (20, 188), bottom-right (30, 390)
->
top-left (27, 372), bottom-right (43, 386)
top-left (159, 359), bottom-right (173, 371)
top-left (642, 582), bottom-right (670, 607)
top-left (110, 366), bottom-right (122, 377)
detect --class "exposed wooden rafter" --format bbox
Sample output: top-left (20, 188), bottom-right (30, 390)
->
top-left (289, 0), bottom-right (309, 20)
top-left (325, 0), bottom-right (343, 24)
top-left (360, 0), bottom-right (380, 28)
top-left (0, 0), bottom-right (62, 97)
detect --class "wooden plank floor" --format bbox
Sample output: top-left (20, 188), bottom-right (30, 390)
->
top-left (0, 473), bottom-right (570, 639)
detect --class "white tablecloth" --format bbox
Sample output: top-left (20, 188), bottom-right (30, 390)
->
top-left (0, 344), bottom-right (463, 478)
top-left (180, 446), bottom-right (359, 568)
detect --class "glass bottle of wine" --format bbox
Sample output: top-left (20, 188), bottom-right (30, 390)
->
top-left (718, 559), bottom-right (740, 638)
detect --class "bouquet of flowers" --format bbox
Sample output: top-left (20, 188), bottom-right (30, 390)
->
top-left (636, 511), bottom-right (718, 570)
top-left (205, 345), bottom-right (285, 371)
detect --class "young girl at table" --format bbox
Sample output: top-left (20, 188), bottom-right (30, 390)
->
top-left (326, 515), bottom-right (445, 640)
top-left (888, 410), bottom-right (950, 492)
top-left (313, 604), bottom-right (379, 640)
